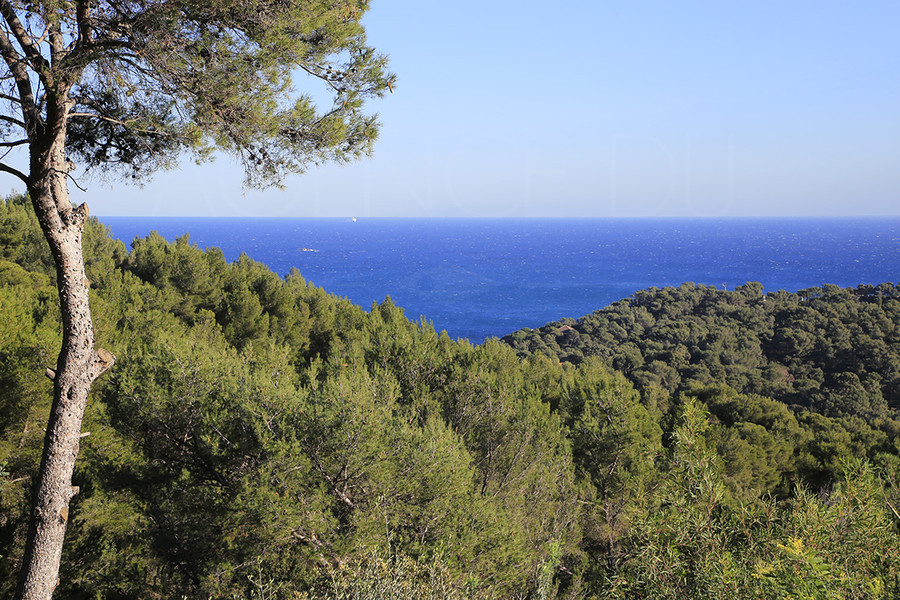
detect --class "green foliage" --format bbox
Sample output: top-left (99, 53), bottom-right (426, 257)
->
top-left (505, 281), bottom-right (900, 494)
top-left (609, 406), bottom-right (900, 600)
top-left (0, 194), bottom-right (55, 278)
top-left (692, 386), bottom-right (805, 500)
top-left (503, 281), bottom-right (900, 419)
top-left (2, 0), bottom-right (396, 188)
top-left (296, 549), bottom-right (464, 600)
top-left (2, 200), bottom-right (899, 598)
top-left (609, 400), bottom-right (739, 599)
top-left (750, 460), bottom-right (900, 599)
top-left (0, 289), bottom-right (58, 595)
top-left (562, 359), bottom-right (662, 574)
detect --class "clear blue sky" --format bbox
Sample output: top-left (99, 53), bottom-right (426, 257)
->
top-left (73, 1), bottom-right (900, 217)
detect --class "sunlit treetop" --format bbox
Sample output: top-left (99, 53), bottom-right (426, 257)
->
top-left (0, 0), bottom-right (395, 188)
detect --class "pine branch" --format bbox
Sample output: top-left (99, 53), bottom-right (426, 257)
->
top-left (0, 27), bottom-right (39, 134)
top-left (68, 111), bottom-right (169, 136)
top-left (0, 91), bottom-right (24, 105)
top-left (0, 1), bottom-right (49, 74)
top-left (0, 159), bottom-right (27, 183)
top-left (0, 113), bottom-right (24, 127)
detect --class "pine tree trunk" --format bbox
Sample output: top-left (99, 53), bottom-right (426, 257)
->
top-left (14, 95), bottom-right (114, 600)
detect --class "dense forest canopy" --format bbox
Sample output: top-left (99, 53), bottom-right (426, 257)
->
top-left (503, 281), bottom-right (900, 419)
top-left (1, 194), bottom-right (899, 598)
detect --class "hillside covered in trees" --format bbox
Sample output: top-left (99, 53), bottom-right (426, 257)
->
top-left (502, 281), bottom-right (900, 419)
top-left (2, 193), bottom-right (900, 599)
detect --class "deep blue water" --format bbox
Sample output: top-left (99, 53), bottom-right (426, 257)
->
top-left (99, 217), bottom-right (900, 343)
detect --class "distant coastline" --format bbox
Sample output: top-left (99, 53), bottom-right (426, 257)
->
top-left (100, 217), bottom-right (900, 342)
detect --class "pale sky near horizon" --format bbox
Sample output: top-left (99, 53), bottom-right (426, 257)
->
top-left (55, 2), bottom-right (900, 217)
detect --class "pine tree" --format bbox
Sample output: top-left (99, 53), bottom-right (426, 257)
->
top-left (0, 2), bottom-right (393, 597)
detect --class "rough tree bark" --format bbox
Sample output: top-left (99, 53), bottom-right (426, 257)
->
top-left (13, 90), bottom-right (115, 600)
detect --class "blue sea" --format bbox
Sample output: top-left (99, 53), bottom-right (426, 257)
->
top-left (99, 218), bottom-right (900, 343)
